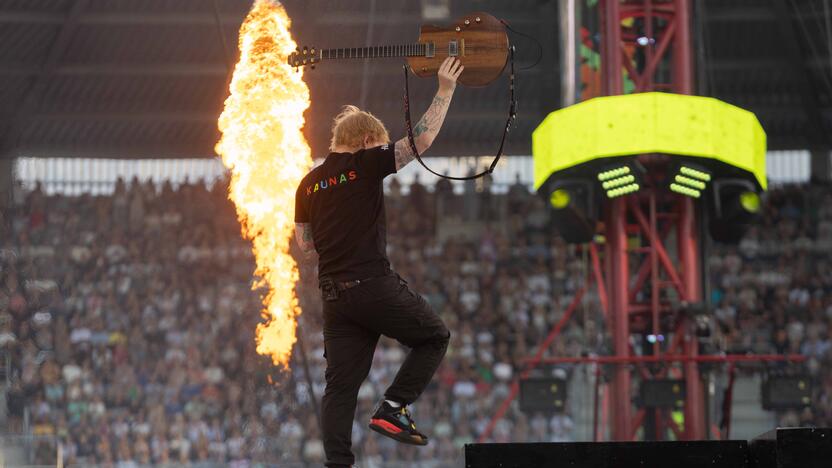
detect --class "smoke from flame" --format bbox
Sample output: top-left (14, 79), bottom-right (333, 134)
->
top-left (216, 0), bottom-right (312, 368)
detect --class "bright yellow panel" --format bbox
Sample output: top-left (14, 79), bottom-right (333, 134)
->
top-left (532, 92), bottom-right (767, 190)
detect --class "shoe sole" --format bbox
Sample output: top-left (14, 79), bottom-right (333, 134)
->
top-left (368, 419), bottom-right (429, 446)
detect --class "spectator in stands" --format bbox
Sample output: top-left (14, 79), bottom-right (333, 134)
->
top-left (3, 177), bottom-right (832, 466)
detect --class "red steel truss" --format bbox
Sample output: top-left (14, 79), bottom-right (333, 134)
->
top-left (480, 0), bottom-right (804, 444)
top-left (601, 0), bottom-right (701, 441)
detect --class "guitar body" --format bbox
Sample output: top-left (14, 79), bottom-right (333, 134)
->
top-left (406, 12), bottom-right (509, 87)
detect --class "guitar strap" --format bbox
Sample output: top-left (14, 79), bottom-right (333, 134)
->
top-left (403, 45), bottom-right (516, 181)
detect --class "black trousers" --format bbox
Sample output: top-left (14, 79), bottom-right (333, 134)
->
top-left (320, 272), bottom-right (450, 468)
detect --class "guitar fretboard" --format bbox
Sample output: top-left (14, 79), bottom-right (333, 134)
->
top-left (322, 43), bottom-right (428, 60)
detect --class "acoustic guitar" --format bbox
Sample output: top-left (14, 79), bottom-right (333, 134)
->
top-left (288, 11), bottom-right (509, 87)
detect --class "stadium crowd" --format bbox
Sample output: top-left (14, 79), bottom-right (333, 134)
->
top-left (1, 174), bottom-right (831, 466)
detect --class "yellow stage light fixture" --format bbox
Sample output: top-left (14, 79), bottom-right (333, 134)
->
top-left (740, 191), bottom-right (761, 213)
top-left (550, 189), bottom-right (571, 209)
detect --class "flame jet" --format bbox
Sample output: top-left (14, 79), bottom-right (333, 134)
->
top-left (216, 0), bottom-right (312, 368)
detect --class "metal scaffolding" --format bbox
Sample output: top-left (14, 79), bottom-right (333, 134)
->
top-left (481, 0), bottom-right (806, 443)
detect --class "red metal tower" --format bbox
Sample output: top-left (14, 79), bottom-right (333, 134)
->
top-left (479, 0), bottom-right (706, 441)
top-left (599, 0), bottom-right (704, 441)
top-left (480, 0), bottom-right (802, 444)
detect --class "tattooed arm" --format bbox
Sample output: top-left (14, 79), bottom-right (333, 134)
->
top-left (294, 223), bottom-right (316, 257)
top-left (394, 57), bottom-right (464, 171)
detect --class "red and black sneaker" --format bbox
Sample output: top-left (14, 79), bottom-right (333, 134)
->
top-left (368, 401), bottom-right (429, 446)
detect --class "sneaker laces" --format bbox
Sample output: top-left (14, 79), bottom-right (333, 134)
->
top-left (399, 406), bottom-right (419, 432)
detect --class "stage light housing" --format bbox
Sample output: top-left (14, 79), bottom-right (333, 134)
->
top-left (549, 189), bottom-right (571, 209)
top-left (533, 93), bottom-right (767, 195)
top-left (762, 375), bottom-right (812, 410)
top-left (544, 180), bottom-right (597, 244)
top-left (597, 164), bottom-right (640, 198)
top-left (740, 191), bottom-right (761, 213)
top-left (532, 93), bottom-right (767, 244)
top-left (597, 166), bottom-right (631, 181)
top-left (709, 179), bottom-right (762, 244)
top-left (670, 164), bottom-right (712, 199)
top-left (519, 377), bottom-right (568, 414)
top-left (638, 379), bottom-right (686, 409)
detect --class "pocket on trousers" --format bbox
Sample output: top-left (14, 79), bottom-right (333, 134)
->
top-left (350, 275), bottom-right (400, 304)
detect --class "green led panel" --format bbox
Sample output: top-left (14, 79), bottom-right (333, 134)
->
top-left (533, 92), bottom-right (767, 191)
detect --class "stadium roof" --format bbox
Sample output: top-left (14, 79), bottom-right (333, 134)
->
top-left (0, 0), bottom-right (829, 160)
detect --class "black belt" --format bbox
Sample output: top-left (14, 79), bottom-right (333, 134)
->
top-left (336, 278), bottom-right (367, 291)
top-left (320, 274), bottom-right (393, 302)
top-left (333, 276), bottom-right (385, 291)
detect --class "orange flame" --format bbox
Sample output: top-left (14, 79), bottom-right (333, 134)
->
top-left (216, 0), bottom-right (312, 368)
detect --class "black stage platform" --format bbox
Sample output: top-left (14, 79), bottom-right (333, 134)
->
top-left (465, 427), bottom-right (831, 468)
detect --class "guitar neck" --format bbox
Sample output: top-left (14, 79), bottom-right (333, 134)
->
top-left (320, 43), bottom-right (430, 60)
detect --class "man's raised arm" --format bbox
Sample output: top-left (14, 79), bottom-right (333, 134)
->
top-left (394, 57), bottom-right (463, 171)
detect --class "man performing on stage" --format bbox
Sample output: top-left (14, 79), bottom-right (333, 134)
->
top-left (294, 57), bottom-right (463, 468)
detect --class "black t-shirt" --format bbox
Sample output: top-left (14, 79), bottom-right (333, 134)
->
top-left (295, 145), bottom-right (397, 281)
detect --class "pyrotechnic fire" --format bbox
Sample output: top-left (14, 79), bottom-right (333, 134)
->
top-left (216, 0), bottom-right (312, 368)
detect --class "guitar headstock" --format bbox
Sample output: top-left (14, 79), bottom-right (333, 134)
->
top-left (288, 46), bottom-right (319, 68)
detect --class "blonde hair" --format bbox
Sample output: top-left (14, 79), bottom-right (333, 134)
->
top-left (329, 105), bottom-right (390, 152)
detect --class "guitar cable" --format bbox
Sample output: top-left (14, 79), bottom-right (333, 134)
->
top-left (500, 19), bottom-right (544, 72)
